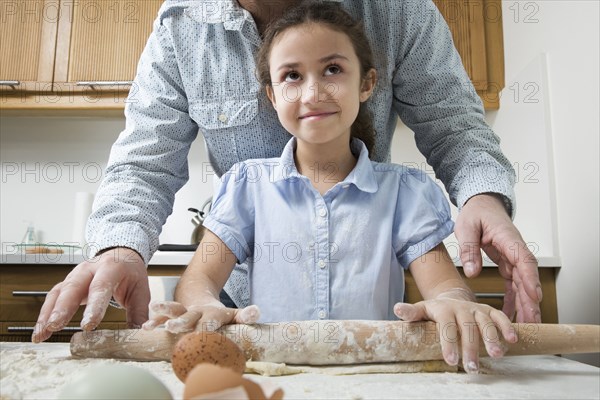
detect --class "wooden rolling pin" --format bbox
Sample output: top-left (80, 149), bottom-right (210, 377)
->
top-left (70, 321), bottom-right (600, 365)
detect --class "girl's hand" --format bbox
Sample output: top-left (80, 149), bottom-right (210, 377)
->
top-left (141, 301), bottom-right (260, 333)
top-left (393, 294), bottom-right (518, 374)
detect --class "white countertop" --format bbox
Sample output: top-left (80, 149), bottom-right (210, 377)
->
top-left (1, 250), bottom-right (561, 267)
top-left (1, 342), bottom-right (597, 399)
top-left (0, 250), bottom-right (196, 266)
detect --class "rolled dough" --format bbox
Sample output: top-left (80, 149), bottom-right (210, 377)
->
top-left (245, 360), bottom-right (458, 376)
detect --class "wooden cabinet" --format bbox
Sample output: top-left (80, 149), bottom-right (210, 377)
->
top-left (0, 263), bottom-right (184, 342)
top-left (54, 0), bottom-right (162, 92)
top-left (0, 0), bottom-right (162, 112)
top-left (2, 0), bottom-right (504, 113)
top-left (0, 263), bottom-right (558, 342)
top-left (433, 0), bottom-right (505, 109)
top-left (0, 0), bottom-right (58, 91)
top-left (405, 267), bottom-right (559, 324)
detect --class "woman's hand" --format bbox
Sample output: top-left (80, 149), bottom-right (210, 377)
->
top-left (33, 247), bottom-right (150, 343)
top-left (456, 193), bottom-right (542, 322)
top-left (393, 293), bottom-right (518, 374)
top-left (142, 301), bottom-right (260, 333)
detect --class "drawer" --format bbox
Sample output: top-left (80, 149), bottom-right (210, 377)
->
top-left (0, 264), bottom-right (126, 322)
top-left (404, 268), bottom-right (558, 323)
top-left (0, 321), bottom-right (130, 343)
top-left (0, 263), bottom-right (187, 342)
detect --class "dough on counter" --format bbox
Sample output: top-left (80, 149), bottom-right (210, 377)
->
top-left (245, 360), bottom-right (458, 376)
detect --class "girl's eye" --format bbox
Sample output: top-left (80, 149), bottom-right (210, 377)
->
top-left (325, 64), bottom-right (341, 75)
top-left (284, 71), bottom-right (301, 82)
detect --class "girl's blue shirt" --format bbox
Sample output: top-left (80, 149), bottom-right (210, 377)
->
top-left (204, 138), bottom-right (454, 322)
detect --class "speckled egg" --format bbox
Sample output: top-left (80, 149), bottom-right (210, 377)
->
top-left (171, 331), bottom-right (246, 382)
top-left (58, 364), bottom-right (173, 399)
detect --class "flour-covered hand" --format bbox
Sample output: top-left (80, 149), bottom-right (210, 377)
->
top-left (33, 247), bottom-right (150, 343)
top-left (142, 301), bottom-right (260, 333)
top-left (393, 293), bottom-right (517, 374)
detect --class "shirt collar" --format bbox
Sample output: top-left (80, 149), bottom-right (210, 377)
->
top-left (273, 137), bottom-right (378, 194)
top-left (344, 138), bottom-right (379, 193)
top-left (185, 0), bottom-right (343, 30)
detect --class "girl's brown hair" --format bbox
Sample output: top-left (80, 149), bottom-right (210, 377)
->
top-left (256, 1), bottom-right (376, 156)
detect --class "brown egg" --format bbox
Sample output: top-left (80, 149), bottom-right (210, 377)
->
top-left (171, 331), bottom-right (246, 382)
top-left (183, 364), bottom-right (244, 400)
top-left (183, 364), bottom-right (284, 400)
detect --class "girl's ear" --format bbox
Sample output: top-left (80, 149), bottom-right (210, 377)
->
top-left (359, 68), bottom-right (377, 102)
top-left (266, 85), bottom-right (277, 109)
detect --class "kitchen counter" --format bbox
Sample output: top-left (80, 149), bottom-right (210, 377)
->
top-left (1, 251), bottom-right (562, 267)
top-left (1, 342), bottom-right (598, 399)
top-left (0, 250), bottom-right (195, 266)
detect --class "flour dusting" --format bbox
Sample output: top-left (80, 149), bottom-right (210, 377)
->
top-left (0, 344), bottom-right (183, 400)
top-left (1, 343), bottom-right (598, 399)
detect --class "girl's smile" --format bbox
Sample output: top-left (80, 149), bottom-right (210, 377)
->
top-left (298, 110), bottom-right (339, 120)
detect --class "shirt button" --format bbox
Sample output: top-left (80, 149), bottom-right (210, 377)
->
top-left (218, 114), bottom-right (228, 123)
top-left (318, 259), bottom-right (326, 269)
top-left (319, 208), bottom-right (327, 217)
top-left (318, 310), bottom-right (326, 319)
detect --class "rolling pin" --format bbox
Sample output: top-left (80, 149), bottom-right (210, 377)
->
top-left (70, 321), bottom-right (600, 365)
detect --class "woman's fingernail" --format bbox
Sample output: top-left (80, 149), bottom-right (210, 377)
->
top-left (48, 311), bottom-right (61, 324)
top-left (464, 262), bottom-right (475, 276)
top-left (80, 314), bottom-right (93, 329)
top-left (32, 324), bottom-right (42, 341)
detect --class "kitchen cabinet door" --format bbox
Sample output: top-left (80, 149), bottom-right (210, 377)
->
top-left (3, 0), bottom-right (505, 112)
top-left (52, 0), bottom-right (162, 94)
top-left (0, 0), bottom-right (58, 92)
top-left (433, 0), bottom-right (504, 109)
top-left (0, 263), bottom-right (184, 342)
top-left (404, 268), bottom-right (559, 323)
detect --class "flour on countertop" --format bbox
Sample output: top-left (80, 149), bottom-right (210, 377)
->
top-left (0, 344), bottom-right (183, 400)
top-left (1, 343), bottom-right (598, 400)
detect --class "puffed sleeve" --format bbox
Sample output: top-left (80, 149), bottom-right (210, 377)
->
top-left (392, 168), bottom-right (455, 269)
top-left (202, 162), bottom-right (256, 263)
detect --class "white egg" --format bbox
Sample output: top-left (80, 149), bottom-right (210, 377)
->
top-left (58, 363), bottom-right (173, 400)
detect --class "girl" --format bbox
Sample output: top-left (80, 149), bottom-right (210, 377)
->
top-left (144, 2), bottom-right (516, 373)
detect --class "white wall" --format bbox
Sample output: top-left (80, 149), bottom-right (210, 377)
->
top-left (0, 117), bottom-right (214, 248)
top-left (505, 0), bottom-right (599, 366)
top-left (0, 0), bottom-right (598, 365)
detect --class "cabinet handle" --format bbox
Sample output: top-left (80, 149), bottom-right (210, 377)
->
top-left (0, 81), bottom-right (20, 87)
top-left (76, 81), bottom-right (133, 88)
top-left (474, 292), bottom-right (505, 299)
top-left (12, 291), bottom-right (48, 297)
top-left (7, 326), bottom-right (82, 333)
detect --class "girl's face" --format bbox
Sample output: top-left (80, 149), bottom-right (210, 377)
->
top-left (266, 23), bottom-right (375, 148)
